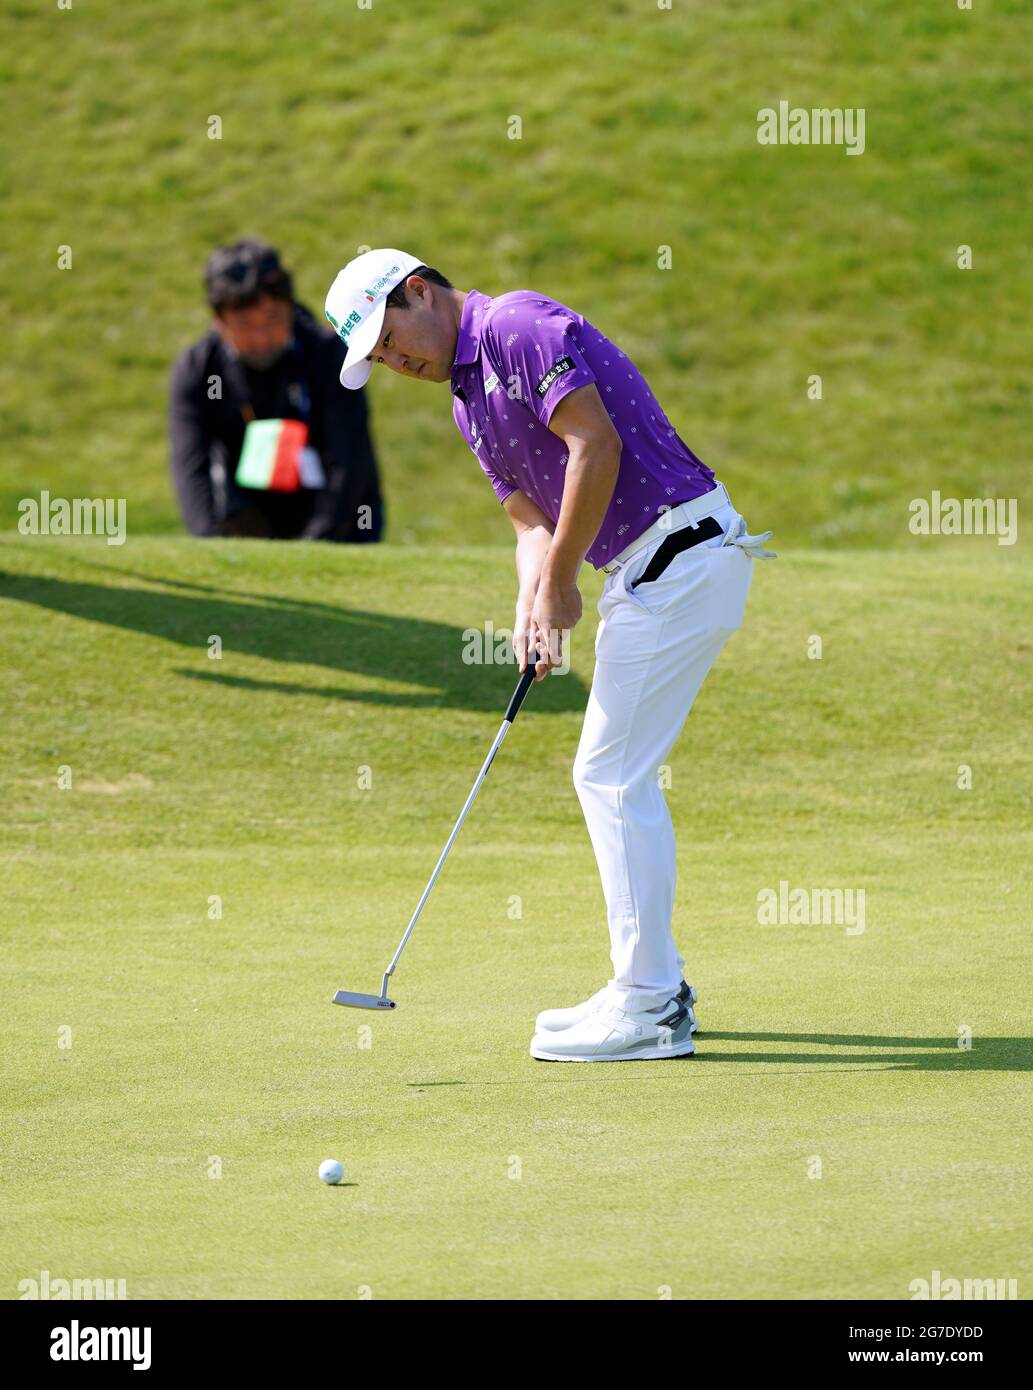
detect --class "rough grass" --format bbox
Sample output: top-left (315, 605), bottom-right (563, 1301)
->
top-left (0, 0), bottom-right (1029, 544)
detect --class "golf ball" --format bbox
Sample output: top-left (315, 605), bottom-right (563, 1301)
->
top-left (319, 1158), bottom-right (344, 1185)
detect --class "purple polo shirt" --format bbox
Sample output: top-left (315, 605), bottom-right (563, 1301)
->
top-left (450, 289), bottom-right (716, 568)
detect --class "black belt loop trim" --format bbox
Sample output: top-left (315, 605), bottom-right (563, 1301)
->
top-left (629, 515), bottom-right (724, 588)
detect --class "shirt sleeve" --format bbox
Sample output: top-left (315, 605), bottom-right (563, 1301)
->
top-left (453, 395), bottom-right (515, 506)
top-left (478, 456), bottom-right (515, 507)
top-left (482, 298), bottom-right (597, 428)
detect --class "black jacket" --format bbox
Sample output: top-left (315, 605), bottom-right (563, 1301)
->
top-left (168, 303), bottom-right (382, 540)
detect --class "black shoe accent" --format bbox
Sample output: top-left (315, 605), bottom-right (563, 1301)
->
top-left (655, 1002), bottom-right (689, 1031)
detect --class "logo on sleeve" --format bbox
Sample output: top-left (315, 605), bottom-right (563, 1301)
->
top-left (535, 355), bottom-right (575, 398)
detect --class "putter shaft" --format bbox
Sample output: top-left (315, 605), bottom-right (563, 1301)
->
top-left (333, 662), bottom-right (538, 1009)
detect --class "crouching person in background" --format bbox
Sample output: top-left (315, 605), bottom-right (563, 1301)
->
top-left (169, 238), bottom-right (384, 541)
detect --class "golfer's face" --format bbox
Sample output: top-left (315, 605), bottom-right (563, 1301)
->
top-left (366, 303), bottom-right (448, 382)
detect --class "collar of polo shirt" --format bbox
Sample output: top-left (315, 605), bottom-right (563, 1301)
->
top-left (450, 289), bottom-right (489, 394)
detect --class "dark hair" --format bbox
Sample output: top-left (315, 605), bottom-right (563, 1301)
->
top-left (384, 265), bottom-right (453, 310)
top-left (204, 239), bottom-right (294, 313)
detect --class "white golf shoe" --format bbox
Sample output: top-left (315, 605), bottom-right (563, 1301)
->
top-left (535, 980), bottom-right (698, 1034)
top-left (529, 994), bottom-right (696, 1063)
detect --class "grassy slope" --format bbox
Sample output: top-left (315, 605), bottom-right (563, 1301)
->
top-left (1, 0), bottom-right (1029, 544)
top-left (1, 536), bottom-right (1030, 1299)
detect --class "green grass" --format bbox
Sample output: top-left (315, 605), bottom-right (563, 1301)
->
top-left (2, 0), bottom-right (1030, 1302)
top-left (1, 0), bottom-right (1030, 544)
top-left (1, 536), bottom-right (1030, 1299)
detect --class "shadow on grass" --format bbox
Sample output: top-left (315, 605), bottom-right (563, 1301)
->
top-left (405, 1034), bottom-right (1031, 1079)
top-left (690, 1032), bottom-right (1031, 1071)
top-left (0, 567), bottom-right (585, 713)
top-left (54, 554), bottom-right (375, 619)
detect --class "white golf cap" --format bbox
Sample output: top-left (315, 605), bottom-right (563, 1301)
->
top-left (324, 248), bottom-right (425, 389)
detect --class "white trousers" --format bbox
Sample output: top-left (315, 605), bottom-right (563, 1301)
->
top-left (572, 493), bottom-right (767, 1012)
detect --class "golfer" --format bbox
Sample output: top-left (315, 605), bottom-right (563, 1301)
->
top-left (325, 249), bottom-right (774, 1062)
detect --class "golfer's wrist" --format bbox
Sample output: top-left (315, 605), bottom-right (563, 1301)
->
top-left (540, 561), bottom-right (577, 590)
top-left (542, 533), bottom-right (585, 587)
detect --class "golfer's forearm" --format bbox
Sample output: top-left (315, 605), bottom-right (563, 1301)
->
top-left (515, 525), bottom-right (553, 607)
top-left (541, 443), bottom-right (619, 586)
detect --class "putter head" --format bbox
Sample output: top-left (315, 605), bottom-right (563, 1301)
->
top-left (332, 990), bottom-right (396, 1010)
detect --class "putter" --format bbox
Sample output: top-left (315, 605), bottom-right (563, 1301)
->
top-left (333, 658), bottom-right (540, 1011)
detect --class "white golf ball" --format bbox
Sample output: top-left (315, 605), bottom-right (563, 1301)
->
top-left (319, 1158), bottom-right (344, 1185)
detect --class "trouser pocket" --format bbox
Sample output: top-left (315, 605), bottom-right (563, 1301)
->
top-left (706, 544), bottom-right (754, 633)
top-left (629, 516), bottom-right (725, 589)
top-left (614, 535), bottom-right (711, 618)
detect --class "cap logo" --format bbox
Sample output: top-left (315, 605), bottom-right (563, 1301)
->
top-left (327, 255), bottom-right (413, 355)
top-left (326, 307), bottom-right (363, 343)
top-left (362, 263), bottom-right (403, 304)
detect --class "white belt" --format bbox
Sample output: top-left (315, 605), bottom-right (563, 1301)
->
top-left (600, 483), bottom-right (776, 575)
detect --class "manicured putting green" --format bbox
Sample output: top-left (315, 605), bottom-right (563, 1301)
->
top-left (1, 537), bottom-right (1029, 1299)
